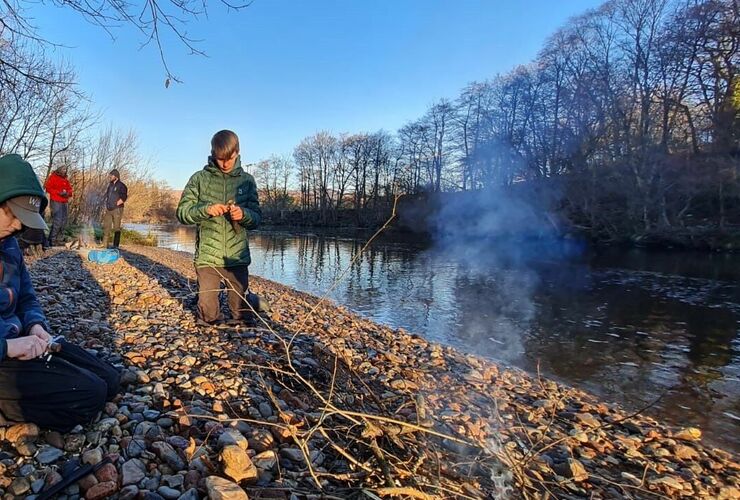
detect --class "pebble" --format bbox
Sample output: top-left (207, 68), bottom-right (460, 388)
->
top-left (85, 480), bottom-right (118, 500)
top-left (82, 447), bottom-right (104, 465)
top-left (9, 477), bottom-right (31, 496)
top-left (157, 485), bottom-right (182, 499)
top-left (36, 445), bottom-right (64, 464)
top-left (177, 488), bottom-right (200, 500)
top-left (221, 445), bottom-right (258, 482)
top-left (675, 427), bottom-right (702, 442)
top-left (6, 423), bottom-right (39, 444)
top-left (280, 447), bottom-right (305, 463)
top-left (253, 450), bottom-right (278, 470)
top-left (121, 458), bottom-right (147, 486)
top-left (205, 475), bottom-right (249, 500)
top-left (119, 485), bottom-right (140, 500)
top-left (218, 429), bottom-right (249, 450)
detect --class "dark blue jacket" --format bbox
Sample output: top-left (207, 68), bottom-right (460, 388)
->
top-left (0, 237), bottom-right (47, 360)
top-left (105, 180), bottom-right (128, 211)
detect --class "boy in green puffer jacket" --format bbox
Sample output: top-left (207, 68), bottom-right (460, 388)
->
top-left (177, 130), bottom-right (262, 326)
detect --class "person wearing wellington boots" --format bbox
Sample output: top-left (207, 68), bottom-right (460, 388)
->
top-left (102, 169), bottom-right (128, 248)
top-left (0, 154), bottom-right (120, 432)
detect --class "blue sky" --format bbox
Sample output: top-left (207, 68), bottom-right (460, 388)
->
top-left (29, 0), bottom-right (601, 189)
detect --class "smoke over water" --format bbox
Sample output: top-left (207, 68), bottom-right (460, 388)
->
top-left (414, 185), bottom-right (583, 363)
top-left (411, 186), bottom-right (582, 498)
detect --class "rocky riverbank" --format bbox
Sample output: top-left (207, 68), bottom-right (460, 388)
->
top-left (0, 246), bottom-right (737, 499)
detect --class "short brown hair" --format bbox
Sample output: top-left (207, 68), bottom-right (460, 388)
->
top-left (211, 130), bottom-right (240, 159)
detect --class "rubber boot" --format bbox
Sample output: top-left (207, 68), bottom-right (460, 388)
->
top-left (112, 231), bottom-right (121, 248)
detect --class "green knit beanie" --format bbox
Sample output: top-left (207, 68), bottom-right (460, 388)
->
top-left (0, 154), bottom-right (46, 207)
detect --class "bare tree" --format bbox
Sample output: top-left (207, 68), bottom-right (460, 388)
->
top-left (1, 0), bottom-right (253, 84)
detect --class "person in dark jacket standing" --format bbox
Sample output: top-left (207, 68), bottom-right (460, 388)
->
top-left (44, 164), bottom-right (74, 246)
top-left (102, 169), bottom-right (128, 248)
top-left (0, 154), bottom-right (120, 431)
top-left (177, 130), bottom-right (262, 326)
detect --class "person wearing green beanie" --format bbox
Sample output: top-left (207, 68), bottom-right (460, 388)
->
top-left (0, 154), bottom-right (121, 431)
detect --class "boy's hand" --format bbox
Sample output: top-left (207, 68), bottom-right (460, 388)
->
top-left (29, 324), bottom-right (52, 343)
top-left (229, 204), bottom-right (244, 222)
top-left (206, 204), bottom-right (229, 217)
top-left (6, 336), bottom-right (48, 360)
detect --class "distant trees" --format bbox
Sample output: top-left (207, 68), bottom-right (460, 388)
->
top-left (287, 131), bottom-right (398, 225)
top-left (253, 155), bottom-right (294, 213)
top-left (260, 0), bottom-right (738, 238)
top-left (68, 128), bottom-right (176, 224)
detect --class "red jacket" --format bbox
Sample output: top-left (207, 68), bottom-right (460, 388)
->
top-left (44, 172), bottom-right (73, 203)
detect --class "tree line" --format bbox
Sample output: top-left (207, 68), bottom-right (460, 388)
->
top-left (254, 0), bottom-right (738, 244)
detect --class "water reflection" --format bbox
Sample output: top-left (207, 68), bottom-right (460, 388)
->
top-left (128, 224), bottom-right (740, 452)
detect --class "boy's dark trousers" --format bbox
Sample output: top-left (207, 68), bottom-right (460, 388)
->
top-left (0, 340), bottom-right (120, 432)
top-left (195, 266), bottom-right (250, 323)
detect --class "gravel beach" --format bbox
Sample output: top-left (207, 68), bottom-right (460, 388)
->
top-left (0, 246), bottom-right (737, 499)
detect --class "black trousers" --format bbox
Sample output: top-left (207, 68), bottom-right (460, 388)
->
top-left (195, 266), bottom-right (250, 323)
top-left (0, 340), bottom-right (120, 432)
top-left (48, 201), bottom-right (69, 244)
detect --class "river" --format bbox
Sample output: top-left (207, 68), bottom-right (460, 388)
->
top-left (127, 223), bottom-right (740, 453)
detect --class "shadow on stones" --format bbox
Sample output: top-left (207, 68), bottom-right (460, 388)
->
top-left (0, 250), bottom-right (122, 453)
top-left (117, 249), bottom-right (200, 316)
top-left (30, 250), bottom-right (120, 356)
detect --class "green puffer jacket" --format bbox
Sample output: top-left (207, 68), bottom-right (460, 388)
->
top-left (176, 158), bottom-right (261, 268)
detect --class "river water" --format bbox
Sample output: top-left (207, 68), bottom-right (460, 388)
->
top-left (128, 223), bottom-right (740, 453)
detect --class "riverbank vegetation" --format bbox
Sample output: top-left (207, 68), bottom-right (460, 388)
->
top-left (252, 0), bottom-right (739, 250)
top-left (63, 224), bottom-right (159, 247)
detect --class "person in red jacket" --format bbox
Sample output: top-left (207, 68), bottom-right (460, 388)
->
top-left (44, 165), bottom-right (73, 246)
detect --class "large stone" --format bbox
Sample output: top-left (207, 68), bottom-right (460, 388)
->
top-left (64, 433), bottom-right (86, 453)
top-left (78, 473), bottom-right (99, 492)
top-left (121, 458), bottom-right (147, 486)
top-left (574, 413), bottom-right (600, 428)
top-left (85, 480), bottom-right (118, 500)
top-left (127, 438), bottom-right (147, 458)
top-left (218, 429), bottom-right (249, 450)
top-left (221, 445), bottom-right (258, 483)
top-left (45, 431), bottom-right (65, 449)
top-left (649, 476), bottom-right (685, 491)
top-left (279, 447), bottom-right (305, 463)
top-left (9, 477), bottom-right (31, 496)
top-left (253, 450), bottom-right (277, 471)
top-left (151, 441), bottom-right (186, 470)
top-left (554, 459), bottom-right (588, 482)
top-left (119, 485), bottom-right (140, 500)
top-left (95, 463), bottom-right (118, 483)
top-left (177, 488), bottom-right (200, 500)
top-left (673, 444), bottom-right (700, 461)
top-left (6, 423), bottom-right (39, 444)
top-left (36, 445), bottom-right (64, 464)
top-left (674, 427), bottom-right (702, 442)
top-left (247, 428), bottom-right (274, 453)
top-left (205, 476), bottom-right (248, 500)
top-left (15, 439), bottom-right (38, 456)
top-left (82, 447), bottom-right (104, 465)
top-left (157, 485), bottom-right (181, 499)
